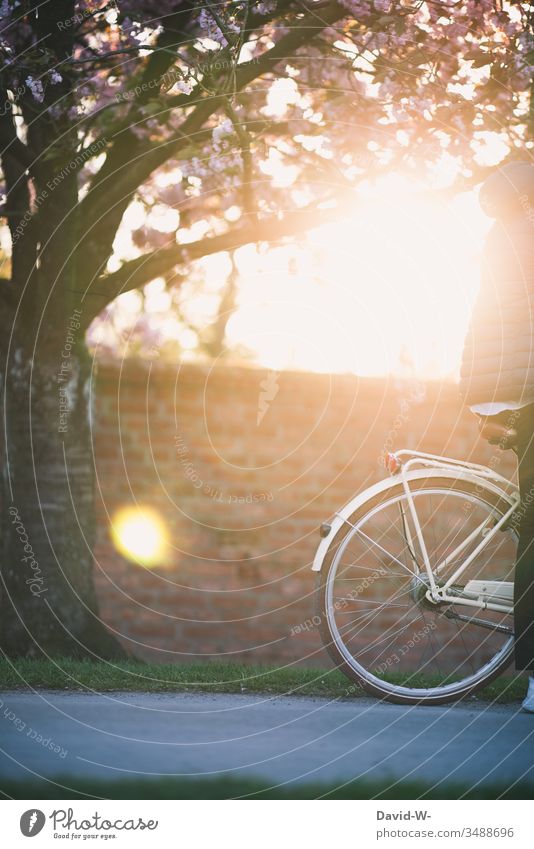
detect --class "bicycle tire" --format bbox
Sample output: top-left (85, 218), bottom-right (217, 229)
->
top-left (315, 474), bottom-right (517, 705)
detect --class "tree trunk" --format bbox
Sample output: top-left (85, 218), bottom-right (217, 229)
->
top-left (0, 335), bottom-right (128, 659)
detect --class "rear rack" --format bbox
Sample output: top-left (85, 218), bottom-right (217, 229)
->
top-left (383, 449), bottom-right (520, 611)
top-left (385, 448), bottom-right (518, 495)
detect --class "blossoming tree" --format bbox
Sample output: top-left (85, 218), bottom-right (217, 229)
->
top-left (0, 0), bottom-right (532, 657)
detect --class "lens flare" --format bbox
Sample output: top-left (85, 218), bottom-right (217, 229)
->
top-left (111, 506), bottom-right (169, 567)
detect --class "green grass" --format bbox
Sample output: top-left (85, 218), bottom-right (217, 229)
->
top-left (0, 658), bottom-right (528, 704)
top-left (1, 774), bottom-right (533, 800)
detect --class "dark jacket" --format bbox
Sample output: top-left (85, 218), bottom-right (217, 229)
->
top-left (459, 164), bottom-right (534, 406)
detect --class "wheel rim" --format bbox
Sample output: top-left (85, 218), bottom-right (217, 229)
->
top-left (325, 483), bottom-right (516, 699)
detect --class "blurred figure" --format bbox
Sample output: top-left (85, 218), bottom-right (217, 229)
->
top-left (460, 161), bottom-right (534, 712)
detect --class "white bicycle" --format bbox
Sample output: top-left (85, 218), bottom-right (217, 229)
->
top-left (313, 450), bottom-right (521, 705)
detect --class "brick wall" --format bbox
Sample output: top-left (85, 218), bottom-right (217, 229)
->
top-left (93, 359), bottom-right (517, 668)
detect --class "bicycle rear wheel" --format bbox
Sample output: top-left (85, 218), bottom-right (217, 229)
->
top-left (315, 475), bottom-right (517, 704)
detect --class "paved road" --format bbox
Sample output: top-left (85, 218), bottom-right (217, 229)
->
top-left (1, 691), bottom-right (533, 791)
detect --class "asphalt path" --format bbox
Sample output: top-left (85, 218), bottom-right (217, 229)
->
top-left (1, 691), bottom-right (533, 792)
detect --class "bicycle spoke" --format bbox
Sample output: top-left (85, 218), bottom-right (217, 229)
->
top-left (335, 600), bottom-right (411, 609)
top-left (339, 520), bottom-right (428, 586)
top-left (333, 583), bottom-right (418, 648)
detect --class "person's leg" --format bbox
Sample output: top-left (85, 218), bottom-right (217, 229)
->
top-left (511, 403), bottom-right (534, 675)
top-left (523, 676), bottom-right (534, 712)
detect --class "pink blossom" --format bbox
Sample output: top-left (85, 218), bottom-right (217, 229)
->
top-left (254, 1), bottom-right (276, 14)
top-left (338, 0), bottom-right (372, 17)
top-left (174, 79), bottom-right (193, 96)
top-left (198, 8), bottom-right (229, 47)
top-left (25, 76), bottom-right (44, 103)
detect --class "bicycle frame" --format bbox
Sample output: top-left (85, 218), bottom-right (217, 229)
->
top-left (391, 450), bottom-right (520, 615)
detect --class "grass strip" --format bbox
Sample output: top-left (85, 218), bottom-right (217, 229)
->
top-left (0, 658), bottom-right (527, 703)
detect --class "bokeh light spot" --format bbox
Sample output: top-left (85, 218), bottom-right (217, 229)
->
top-left (111, 506), bottom-right (169, 567)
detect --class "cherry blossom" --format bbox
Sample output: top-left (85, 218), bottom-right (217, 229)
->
top-left (25, 76), bottom-right (44, 103)
top-left (0, 0), bottom-right (532, 318)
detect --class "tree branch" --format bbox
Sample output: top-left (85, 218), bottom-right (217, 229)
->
top-left (0, 89), bottom-right (35, 284)
top-left (82, 192), bottom-right (353, 320)
top-left (78, 1), bottom-right (347, 256)
top-left (225, 101), bottom-right (255, 218)
top-left (84, 1), bottom-right (296, 161)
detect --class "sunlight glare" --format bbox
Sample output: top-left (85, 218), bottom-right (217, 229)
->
top-left (225, 170), bottom-right (491, 380)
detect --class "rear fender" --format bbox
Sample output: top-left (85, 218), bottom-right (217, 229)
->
top-left (311, 467), bottom-right (514, 572)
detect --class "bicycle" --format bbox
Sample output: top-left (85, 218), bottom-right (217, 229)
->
top-left (313, 449), bottom-right (522, 705)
